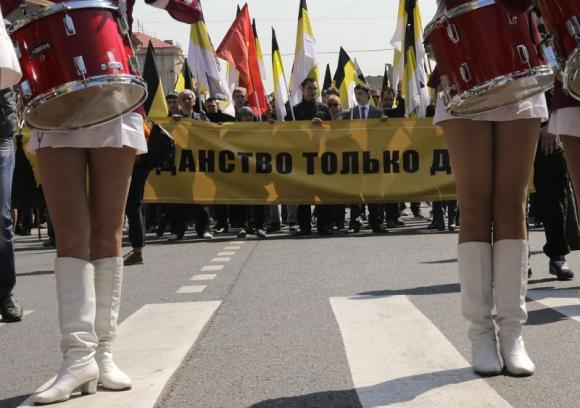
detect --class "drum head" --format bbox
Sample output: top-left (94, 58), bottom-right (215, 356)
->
top-left (449, 70), bottom-right (554, 116)
top-left (25, 77), bottom-right (147, 131)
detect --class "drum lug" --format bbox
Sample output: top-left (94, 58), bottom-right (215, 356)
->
top-left (101, 61), bottom-right (123, 71)
top-left (64, 14), bottom-right (76, 36)
top-left (13, 42), bottom-right (21, 59)
top-left (517, 45), bottom-right (531, 65)
top-left (117, 15), bottom-right (130, 36)
top-left (568, 16), bottom-right (580, 41)
top-left (459, 63), bottom-right (471, 83)
top-left (446, 23), bottom-right (460, 44)
top-left (20, 80), bottom-right (32, 99)
top-left (129, 56), bottom-right (140, 74)
top-left (507, 15), bottom-right (518, 25)
top-left (74, 56), bottom-right (87, 77)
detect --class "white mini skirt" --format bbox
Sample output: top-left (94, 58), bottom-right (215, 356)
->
top-left (28, 113), bottom-right (147, 154)
top-left (548, 107), bottom-right (580, 138)
top-left (433, 93), bottom-right (549, 125)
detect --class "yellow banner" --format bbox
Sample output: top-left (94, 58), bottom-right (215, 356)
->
top-left (144, 117), bottom-right (457, 204)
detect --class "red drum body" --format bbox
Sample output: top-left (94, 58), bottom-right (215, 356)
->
top-left (10, 1), bottom-right (147, 130)
top-left (425, 0), bottom-right (553, 116)
top-left (538, 0), bottom-right (580, 101)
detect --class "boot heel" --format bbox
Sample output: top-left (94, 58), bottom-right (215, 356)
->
top-left (80, 378), bottom-right (98, 395)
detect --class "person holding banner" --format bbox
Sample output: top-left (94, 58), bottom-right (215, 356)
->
top-left (431, 0), bottom-right (542, 377)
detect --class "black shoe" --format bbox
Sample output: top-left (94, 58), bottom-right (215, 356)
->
top-left (448, 220), bottom-right (457, 232)
top-left (42, 239), bottom-right (56, 248)
top-left (256, 229), bottom-right (267, 239)
top-left (318, 227), bottom-right (334, 236)
top-left (124, 250), bottom-right (144, 266)
top-left (215, 225), bottom-right (229, 234)
top-left (288, 223), bottom-right (298, 232)
top-left (295, 229), bottom-right (312, 236)
top-left (429, 219), bottom-right (445, 231)
top-left (237, 228), bottom-right (247, 238)
top-left (372, 225), bottom-right (389, 234)
top-left (549, 257), bottom-right (574, 281)
top-left (266, 223), bottom-right (281, 233)
top-left (0, 294), bottom-right (23, 322)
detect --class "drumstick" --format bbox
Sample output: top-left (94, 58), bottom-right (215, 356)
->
top-left (24, 0), bottom-right (55, 7)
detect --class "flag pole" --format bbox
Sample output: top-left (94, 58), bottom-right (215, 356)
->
top-left (281, 71), bottom-right (295, 121)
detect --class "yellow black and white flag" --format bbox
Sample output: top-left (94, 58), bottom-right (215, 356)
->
top-left (142, 41), bottom-right (168, 118)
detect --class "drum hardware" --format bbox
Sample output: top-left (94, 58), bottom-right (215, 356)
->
top-left (74, 56), bottom-right (86, 78)
top-left (20, 81), bottom-right (32, 98)
top-left (568, 16), bottom-right (580, 41)
top-left (13, 43), bottom-right (21, 58)
top-left (117, 15), bottom-right (129, 36)
top-left (459, 63), bottom-right (471, 82)
top-left (101, 61), bottom-right (123, 71)
top-left (508, 15), bottom-right (518, 25)
top-left (64, 14), bottom-right (75, 36)
top-left (447, 23), bottom-right (460, 44)
top-left (517, 45), bottom-right (531, 68)
top-left (128, 56), bottom-right (140, 74)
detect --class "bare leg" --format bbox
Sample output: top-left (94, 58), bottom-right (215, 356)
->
top-left (88, 147), bottom-right (136, 260)
top-left (36, 148), bottom-right (90, 259)
top-left (440, 119), bottom-right (494, 243)
top-left (493, 119), bottom-right (541, 241)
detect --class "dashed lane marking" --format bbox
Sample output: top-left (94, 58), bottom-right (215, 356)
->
top-left (176, 285), bottom-right (206, 294)
top-left (223, 246), bottom-right (241, 250)
top-left (201, 265), bottom-right (225, 272)
top-left (190, 274), bottom-right (217, 281)
top-left (217, 251), bottom-right (236, 256)
top-left (211, 257), bottom-right (231, 262)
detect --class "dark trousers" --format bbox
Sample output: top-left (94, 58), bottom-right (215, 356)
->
top-left (230, 205), bottom-right (266, 229)
top-left (125, 163), bottom-right (151, 249)
top-left (350, 204), bottom-right (381, 228)
top-left (385, 203), bottom-right (400, 221)
top-left (213, 205), bottom-right (229, 227)
top-left (297, 205), bottom-right (312, 232)
top-left (168, 204), bottom-right (209, 238)
top-left (534, 146), bottom-right (580, 258)
top-left (432, 201), bottom-right (458, 222)
top-left (0, 136), bottom-right (15, 298)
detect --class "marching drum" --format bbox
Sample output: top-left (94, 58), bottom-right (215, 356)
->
top-left (10, 1), bottom-right (147, 130)
top-left (425, 0), bottom-right (554, 116)
top-left (537, 0), bottom-right (580, 101)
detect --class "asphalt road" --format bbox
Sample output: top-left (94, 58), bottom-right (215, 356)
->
top-left (2, 208), bottom-right (580, 408)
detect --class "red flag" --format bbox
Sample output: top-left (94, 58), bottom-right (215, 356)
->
top-left (216, 4), bottom-right (266, 117)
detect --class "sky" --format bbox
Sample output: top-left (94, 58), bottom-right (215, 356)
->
top-left (132, 0), bottom-right (438, 92)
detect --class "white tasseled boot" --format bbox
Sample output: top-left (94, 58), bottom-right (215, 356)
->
top-left (493, 239), bottom-right (535, 376)
top-left (33, 258), bottom-right (99, 405)
top-left (458, 242), bottom-right (503, 375)
top-left (93, 257), bottom-right (132, 390)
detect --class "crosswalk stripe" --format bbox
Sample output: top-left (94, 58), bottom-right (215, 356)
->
top-left (223, 246), bottom-right (240, 250)
top-left (201, 265), bottom-right (224, 272)
top-left (217, 251), bottom-right (236, 256)
top-left (229, 241), bottom-right (245, 245)
top-left (190, 274), bottom-right (217, 281)
top-left (527, 289), bottom-right (580, 323)
top-left (211, 257), bottom-right (231, 262)
top-left (330, 295), bottom-right (512, 408)
top-left (176, 285), bottom-right (206, 293)
top-left (19, 301), bottom-right (221, 408)
top-left (0, 310), bottom-right (34, 327)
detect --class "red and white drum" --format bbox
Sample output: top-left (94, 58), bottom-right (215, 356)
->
top-left (537, 0), bottom-right (580, 101)
top-left (10, 1), bottom-right (147, 130)
top-left (425, 0), bottom-right (553, 116)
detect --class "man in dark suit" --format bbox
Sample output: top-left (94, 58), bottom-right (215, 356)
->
top-left (286, 78), bottom-right (331, 235)
top-left (347, 83), bottom-right (389, 234)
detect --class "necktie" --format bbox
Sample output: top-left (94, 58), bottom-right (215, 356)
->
top-left (361, 106), bottom-right (366, 119)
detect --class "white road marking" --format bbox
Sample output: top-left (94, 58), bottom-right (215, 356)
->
top-left (176, 285), bottom-right (206, 294)
top-left (223, 246), bottom-right (241, 250)
top-left (19, 301), bottom-right (221, 408)
top-left (229, 241), bottom-right (245, 245)
top-left (217, 251), bottom-right (236, 256)
top-left (190, 274), bottom-right (217, 281)
top-left (330, 295), bottom-right (512, 408)
top-left (201, 265), bottom-right (224, 272)
top-left (0, 310), bottom-right (34, 327)
top-left (527, 289), bottom-right (580, 323)
top-left (211, 257), bottom-right (231, 263)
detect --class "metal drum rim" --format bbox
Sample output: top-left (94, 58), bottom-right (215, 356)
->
top-left (445, 0), bottom-right (497, 20)
top-left (563, 48), bottom-right (580, 102)
top-left (10, 1), bottom-right (119, 34)
top-left (23, 74), bottom-right (147, 131)
top-left (445, 65), bottom-right (554, 116)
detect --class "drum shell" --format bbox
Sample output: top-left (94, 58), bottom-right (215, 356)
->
top-left (425, 2), bottom-right (544, 96)
top-left (11, 6), bottom-right (136, 104)
top-left (538, 0), bottom-right (580, 58)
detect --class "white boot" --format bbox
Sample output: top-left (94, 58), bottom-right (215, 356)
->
top-left (493, 239), bottom-right (535, 376)
top-left (93, 257), bottom-right (132, 390)
top-left (34, 258), bottom-right (99, 405)
top-left (458, 242), bottom-right (503, 375)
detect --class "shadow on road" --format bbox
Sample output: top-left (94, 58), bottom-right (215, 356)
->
top-left (356, 283), bottom-right (460, 298)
